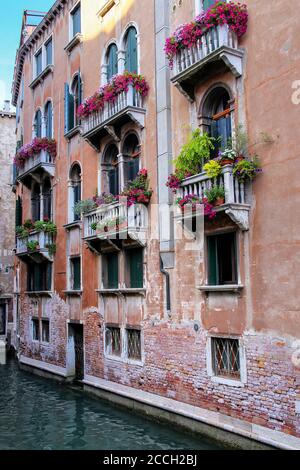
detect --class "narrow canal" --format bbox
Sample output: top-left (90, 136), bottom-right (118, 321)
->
top-left (0, 360), bottom-right (223, 450)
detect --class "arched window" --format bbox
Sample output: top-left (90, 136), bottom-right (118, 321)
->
top-left (44, 101), bottom-right (53, 139)
top-left (103, 144), bottom-right (119, 196)
top-left (202, 87), bottom-right (232, 157)
top-left (42, 178), bottom-right (52, 220)
top-left (122, 133), bottom-right (140, 184)
top-left (125, 27), bottom-right (138, 73)
top-left (64, 73), bottom-right (82, 134)
top-left (31, 183), bottom-right (41, 222)
top-left (34, 110), bottom-right (42, 138)
top-left (70, 164), bottom-right (81, 222)
top-left (107, 44), bottom-right (118, 82)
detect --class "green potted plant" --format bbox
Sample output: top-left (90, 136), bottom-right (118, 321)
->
top-left (27, 240), bottom-right (39, 252)
top-left (173, 130), bottom-right (215, 177)
top-left (219, 147), bottom-right (236, 166)
top-left (203, 160), bottom-right (222, 179)
top-left (233, 157), bottom-right (262, 182)
top-left (204, 185), bottom-right (226, 206)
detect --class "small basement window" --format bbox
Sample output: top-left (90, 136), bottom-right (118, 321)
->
top-left (105, 327), bottom-right (121, 357)
top-left (207, 232), bottom-right (238, 285)
top-left (41, 319), bottom-right (50, 343)
top-left (126, 329), bottom-right (142, 361)
top-left (32, 318), bottom-right (40, 341)
top-left (211, 337), bottom-right (240, 380)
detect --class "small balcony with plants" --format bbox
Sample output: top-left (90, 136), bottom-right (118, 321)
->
top-left (79, 169), bottom-right (152, 252)
top-left (79, 73), bottom-right (149, 151)
top-left (14, 138), bottom-right (56, 188)
top-left (166, 128), bottom-right (262, 231)
top-left (165, 1), bottom-right (247, 100)
top-left (16, 219), bottom-right (57, 262)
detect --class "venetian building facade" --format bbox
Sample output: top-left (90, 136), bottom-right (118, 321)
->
top-left (0, 103), bottom-right (16, 347)
top-left (12, 0), bottom-right (300, 446)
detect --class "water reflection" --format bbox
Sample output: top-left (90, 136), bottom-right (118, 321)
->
top-left (0, 360), bottom-right (221, 450)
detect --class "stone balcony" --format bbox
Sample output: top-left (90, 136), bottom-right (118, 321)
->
top-left (17, 149), bottom-right (55, 188)
top-left (179, 165), bottom-right (250, 231)
top-left (171, 25), bottom-right (244, 101)
top-left (16, 231), bottom-right (55, 262)
top-left (82, 85), bottom-right (146, 151)
top-left (84, 201), bottom-right (148, 252)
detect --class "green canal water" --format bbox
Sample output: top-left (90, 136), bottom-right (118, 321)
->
top-left (0, 359), bottom-right (223, 450)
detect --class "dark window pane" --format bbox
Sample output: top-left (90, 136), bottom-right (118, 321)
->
top-left (207, 233), bottom-right (237, 285)
top-left (42, 320), bottom-right (50, 343)
top-left (108, 168), bottom-right (119, 196)
top-left (45, 102), bottom-right (53, 138)
top-left (71, 257), bottom-right (81, 291)
top-left (0, 305), bottom-right (6, 335)
top-left (35, 110), bottom-right (42, 138)
top-left (72, 4), bottom-right (81, 36)
top-left (46, 39), bottom-right (53, 66)
top-left (125, 27), bottom-right (137, 73)
top-left (32, 319), bottom-right (40, 341)
top-left (36, 50), bottom-right (42, 76)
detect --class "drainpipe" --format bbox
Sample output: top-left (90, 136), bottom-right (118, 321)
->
top-left (160, 256), bottom-right (171, 315)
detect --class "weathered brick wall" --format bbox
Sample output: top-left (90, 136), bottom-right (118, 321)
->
top-left (84, 315), bottom-right (300, 437)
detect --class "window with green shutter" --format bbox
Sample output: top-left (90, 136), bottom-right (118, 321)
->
top-left (125, 27), bottom-right (138, 73)
top-left (107, 44), bottom-right (118, 81)
top-left (207, 232), bottom-right (237, 286)
top-left (71, 257), bottom-right (81, 291)
top-left (64, 83), bottom-right (75, 133)
top-left (104, 253), bottom-right (119, 289)
top-left (27, 262), bottom-right (52, 292)
top-left (35, 49), bottom-right (42, 77)
top-left (15, 197), bottom-right (22, 228)
top-left (45, 101), bottom-right (53, 139)
top-left (128, 249), bottom-right (143, 288)
top-left (34, 110), bottom-right (42, 138)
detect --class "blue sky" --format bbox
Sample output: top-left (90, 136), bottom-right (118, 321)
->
top-left (0, 0), bottom-right (53, 108)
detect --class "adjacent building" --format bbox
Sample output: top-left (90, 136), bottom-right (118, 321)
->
top-left (11, 0), bottom-right (300, 447)
top-left (0, 102), bottom-right (16, 346)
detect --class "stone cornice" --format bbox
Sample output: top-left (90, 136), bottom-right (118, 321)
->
top-left (12, 0), bottom-right (68, 106)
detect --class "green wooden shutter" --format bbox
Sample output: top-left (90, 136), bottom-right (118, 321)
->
top-left (35, 110), bottom-right (42, 137)
top-left (16, 197), bottom-right (22, 228)
top-left (72, 4), bottom-right (81, 36)
top-left (108, 168), bottom-right (119, 196)
top-left (77, 74), bottom-right (82, 107)
top-left (107, 253), bottom-right (119, 289)
top-left (64, 83), bottom-right (70, 134)
top-left (45, 263), bottom-right (52, 291)
top-left (46, 38), bottom-right (53, 66)
top-left (207, 236), bottom-right (218, 286)
top-left (126, 159), bottom-right (139, 183)
top-left (72, 258), bottom-right (81, 290)
top-left (203, 0), bottom-right (215, 10)
top-left (107, 44), bottom-right (118, 81)
top-left (125, 27), bottom-right (138, 73)
top-left (129, 249), bottom-right (143, 288)
top-left (45, 102), bottom-right (53, 138)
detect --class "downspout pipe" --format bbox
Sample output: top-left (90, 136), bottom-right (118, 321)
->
top-left (160, 255), bottom-right (171, 315)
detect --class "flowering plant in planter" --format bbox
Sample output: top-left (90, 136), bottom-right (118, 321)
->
top-left (165, 1), bottom-right (248, 67)
top-left (14, 138), bottom-right (57, 168)
top-left (203, 159), bottom-right (222, 179)
top-left (93, 193), bottom-right (118, 206)
top-left (27, 240), bottom-right (39, 252)
top-left (121, 169), bottom-right (153, 207)
top-left (233, 157), bottom-right (262, 182)
top-left (77, 72), bottom-right (149, 119)
top-left (204, 185), bottom-right (226, 206)
top-left (176, 194), bottom-right (216, 220)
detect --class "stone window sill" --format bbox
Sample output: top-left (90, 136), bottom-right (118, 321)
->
top-left (198, 285), bottom-right (244, 293)
top-left (63, 290), bottom-right (83, 296)
top-left (97, 288), bottom-right (146, 296)
top-left (25, 291), bottom-right (53, 297)
top-left (64, 125), bottom-right (82, 141)
top-left (210, 375), bottom-right (245, 388)
top-left (29, 65), bottom-right (54, 89)
top-left (64, 33), bottom-right (83, 55)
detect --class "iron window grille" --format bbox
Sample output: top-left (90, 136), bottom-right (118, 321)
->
top-left (212, 337), bottom-right (240, 379)
top-left (105, 327), bottom-right (121, 357)
top-left (126, 329), bottom-right (142, 361)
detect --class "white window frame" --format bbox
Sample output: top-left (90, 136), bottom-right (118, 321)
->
top-left (34, 47), bottom-right (43, 78)
top-left (45, 36), bottom-right (54, 68)
top-left (206, 335), bottom-right (247, 387)
top-left (33, 35), bottom-right (54, 80)
top-left (104, 325), bottom-right (122, 361)
top-left (103, 325), bottom-right (144, 365)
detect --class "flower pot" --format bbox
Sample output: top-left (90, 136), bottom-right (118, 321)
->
top-left (214, 197), bottom-right (225, 207)
top-left (220, 159), bottom-right (234, 167)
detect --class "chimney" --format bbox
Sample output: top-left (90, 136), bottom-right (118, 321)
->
top-left (4, 100), bottom-right (10, 112)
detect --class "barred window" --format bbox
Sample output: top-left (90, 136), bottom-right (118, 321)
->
top-left (41, 319), bottom-right (50, 343)
top-left (32, 319), bottom-right (40, 341)
top-left (126, 329), bottom-right (141, 361)
top-left (105, 327), bottom-right (121, 357)
top-left (211, 337), bottom-right (240, 380)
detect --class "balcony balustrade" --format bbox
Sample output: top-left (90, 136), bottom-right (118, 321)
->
top-left (82, 85), bottom-right (146, 151)
top-left (16, 230), bottom-right (55, 262)
top-left (171, 25), bottom-right (244, 101)
top-left (18, 149), bottom-right (55, 188)
top-left (179, 165), bottom-right (250, 230)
